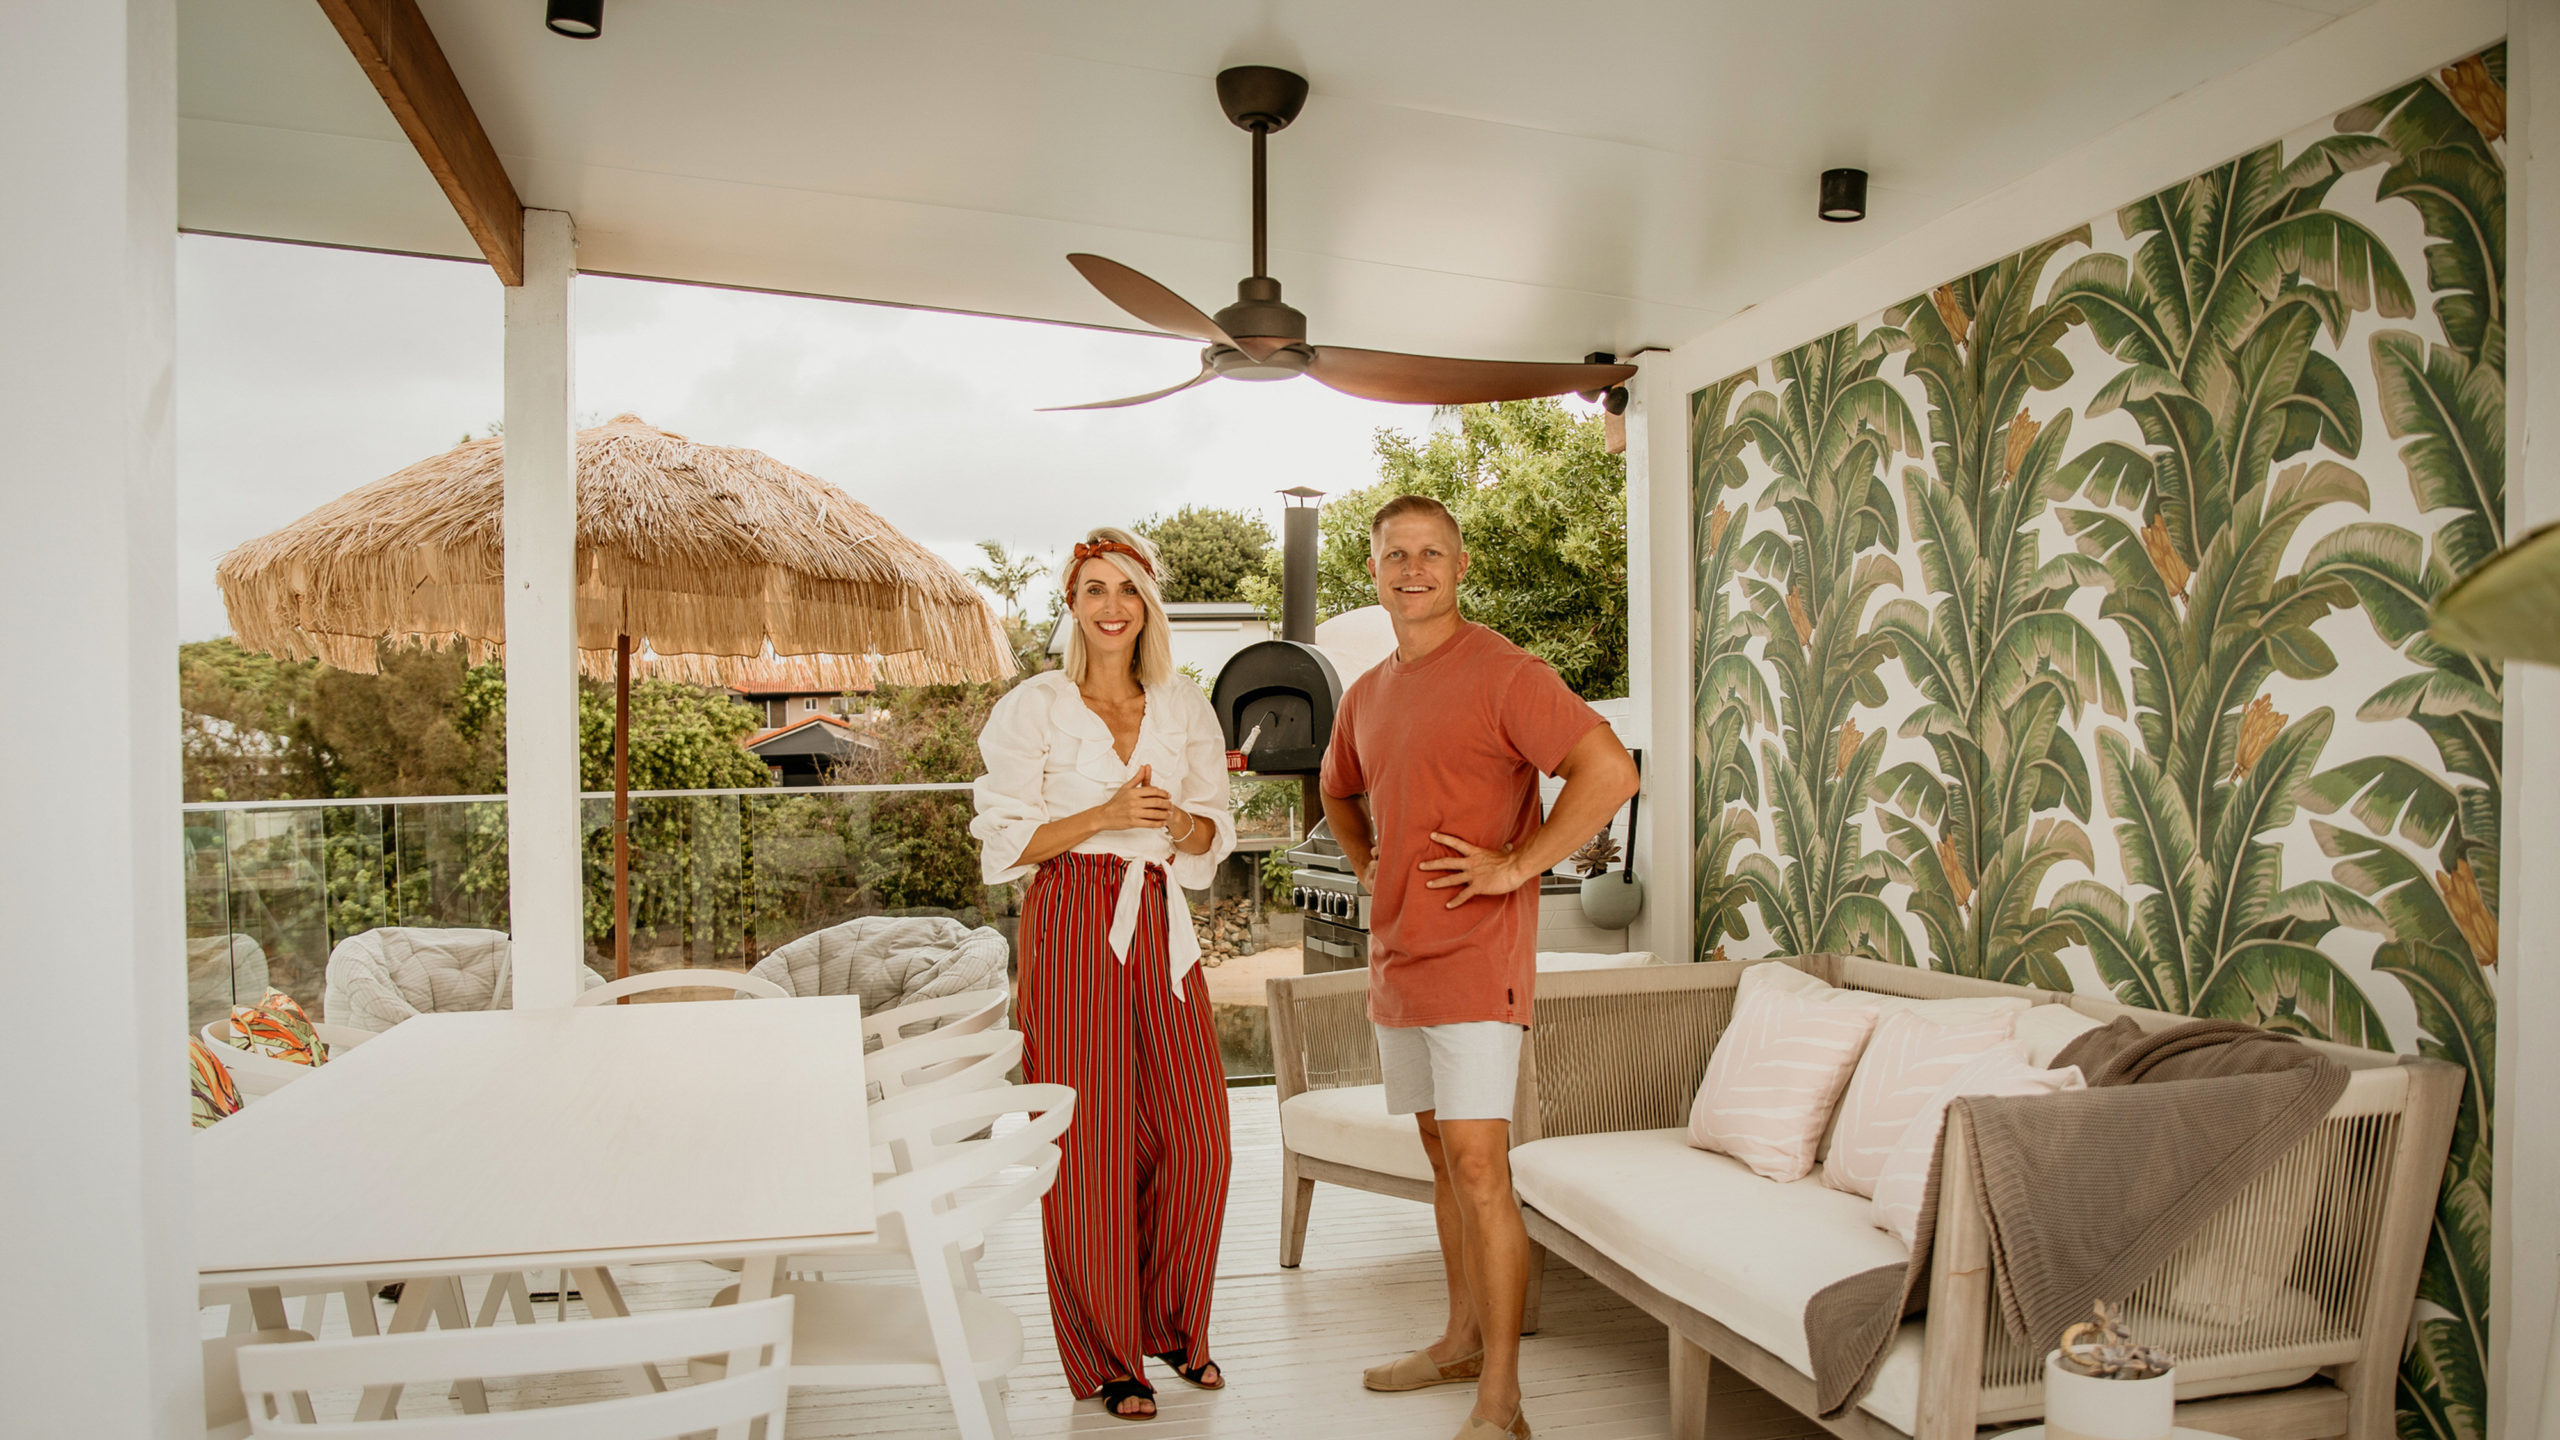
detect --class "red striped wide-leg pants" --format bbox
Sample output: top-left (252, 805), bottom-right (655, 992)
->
top-left (1017, 852), bottom-right (1232, 1398)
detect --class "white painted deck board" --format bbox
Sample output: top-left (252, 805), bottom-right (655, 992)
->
top-left (204, 1086), bottom-right (1825, 1438)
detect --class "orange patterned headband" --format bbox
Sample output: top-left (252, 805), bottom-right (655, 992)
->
top-left (1070, 539), bottom-right (1155, 581)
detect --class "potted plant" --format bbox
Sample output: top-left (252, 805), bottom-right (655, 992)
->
top-left (2045, 1301), bottom-right (2176, 1440)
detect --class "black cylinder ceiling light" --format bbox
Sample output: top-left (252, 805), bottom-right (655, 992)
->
top-left (1819, 167), bottom-right (1868, 222)
top-left (545, 0), bottom-right (602, 38)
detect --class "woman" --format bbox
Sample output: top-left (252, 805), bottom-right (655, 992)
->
top-left (971, 527), bottom-right (1236, 1421)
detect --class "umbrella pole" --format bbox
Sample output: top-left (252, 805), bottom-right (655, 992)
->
top-left (613, 633), bottom-right (632, 985)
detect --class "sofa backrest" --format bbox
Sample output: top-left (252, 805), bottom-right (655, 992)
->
top-left (1523, 959), bottom-right (1756, 1141)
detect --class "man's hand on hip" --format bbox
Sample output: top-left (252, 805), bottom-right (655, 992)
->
top-left (1420, 832), bottom-right (1530, 908)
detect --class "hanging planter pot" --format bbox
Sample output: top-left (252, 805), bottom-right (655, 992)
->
top-left (1577, 750), bottom-right (1645, 930)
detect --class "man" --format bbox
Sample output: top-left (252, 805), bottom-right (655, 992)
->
top-left (1319, 495), bottom-right (1641, 1440)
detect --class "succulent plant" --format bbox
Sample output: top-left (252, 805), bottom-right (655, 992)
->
top-left (1570, 831), bottom-right (1622, 878)
top-left (2055, 1301), bottom-right (2173, 1381)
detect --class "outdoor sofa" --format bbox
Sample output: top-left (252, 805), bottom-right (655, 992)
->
top-left (1267, 953), bottom-right (2459, 1440)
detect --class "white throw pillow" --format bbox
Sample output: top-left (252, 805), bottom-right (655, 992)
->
top-left (1748, 960), bottom-right (2035, 1021)
top-left (1687, 974), bottom-right (1878, 1182)
top-left (1821, 1010), bottom-right (2018, 1198)
top-left (1869, 1043), bottom-right (2087, 1246)
top-left (2014, 1003), bottom-right (2107, 1067)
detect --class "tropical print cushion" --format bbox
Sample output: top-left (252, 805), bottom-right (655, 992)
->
top-left (189, 1037), bottom-right (242, 1128)
top-left (231, 988), bottom-right (329, 1067)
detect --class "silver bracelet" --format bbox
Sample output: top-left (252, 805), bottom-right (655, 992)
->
top-left (1169, 809), bottom-right (1199, 845)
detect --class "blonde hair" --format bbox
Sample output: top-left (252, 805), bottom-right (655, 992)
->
top-left (1058, 526), bottom-right (1174, 688)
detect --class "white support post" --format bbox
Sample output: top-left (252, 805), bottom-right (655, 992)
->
top-left (504, 209), bottom-right (584, 1009)
top-left (1624, 359), bottom-right (1686, 965)
top-left (2499, 4), bottom-right (2560, 1436)
top-left (0, 1), bottom-right (197, 1432)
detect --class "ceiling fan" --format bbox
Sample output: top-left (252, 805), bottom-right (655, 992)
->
top-left (1045, 66), bottom-right (1639, 411)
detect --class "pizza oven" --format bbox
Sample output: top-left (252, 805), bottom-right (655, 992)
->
top-left (1210, 487), bottom-right (1343, 775)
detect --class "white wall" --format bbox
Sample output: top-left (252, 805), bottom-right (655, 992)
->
top-left (1632, 0), bottom-right (2545, 1430)
top-left (0, 1), bottom-right (199, 1432)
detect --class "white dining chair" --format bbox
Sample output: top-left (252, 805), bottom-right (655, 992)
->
top-left (206, 1330), bottom-right (314, 1440)
top-left (576, 969), bottom-right (789, 1005)
top-left (199, 1019), bottom-right (379, 1100)
top-left (860, 988), bottom-right (1006, 1052)
top-left (711, 1083), bottom-right (1072, 1440)
top-left (203, 1280), bottom-right (383, 1341)
top-left (234, 1296), bottom-right (796, 1440)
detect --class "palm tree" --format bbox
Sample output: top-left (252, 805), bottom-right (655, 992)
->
top-left (2302, 51), bottom-right (2506, 1440)
top-left (1729, 327), bottom-right (1922, 962)
top-left (2044, 131), bottom-right (2414, 1048)
top-left (1689, 373), bottom-right (1772, 957)
top-left (965, 540), bottom-right (1046, 620)
top-left (1867, 228), bottom-right (2126, 986)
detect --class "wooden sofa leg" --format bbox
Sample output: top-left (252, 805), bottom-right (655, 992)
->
top-left (1667, 1333), bottom-right (1713, 1440)
top-left (1520, 1239), bottom-right (1546, 1335)
top-left (1279, 1151), bottom-right (1315, 1268)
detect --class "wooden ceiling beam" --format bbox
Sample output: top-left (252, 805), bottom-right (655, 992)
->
top-left (313, 0), bottom-right (526, 284)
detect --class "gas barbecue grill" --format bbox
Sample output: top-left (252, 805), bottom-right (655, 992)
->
top-left (1283, 817), bottom-right (1369, 974)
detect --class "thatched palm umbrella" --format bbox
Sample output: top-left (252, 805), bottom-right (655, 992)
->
top-left (219, 414), bottom-right (1014, 977)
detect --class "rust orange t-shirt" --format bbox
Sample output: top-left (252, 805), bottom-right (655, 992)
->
top-left (1319, 622), bottom-right (1603, 1028)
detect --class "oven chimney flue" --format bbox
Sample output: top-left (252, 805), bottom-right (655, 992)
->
top-left (1280, 486), bottom-right (1323, 644)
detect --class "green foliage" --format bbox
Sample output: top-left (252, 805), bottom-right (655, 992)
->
top-left (1288, 399), bottom-right (1629, 698)
top-left (2045, 131), bottom-right (2404, 1047)
top-left (1868, 229), bottom-right (2120, 987)
top-left (1726, 327), bottom-right (1920, 963)
top-left (1689, 374), bottom-right (1768, 957)
top-left (1134, 506), bottom-right (1274, 603)
top-left (2310, 53), bottom-right (2506, 1440)
top-left (577, 676), bottom-right (774, 793)
top-left (180, 639), bottom-right (326, 801)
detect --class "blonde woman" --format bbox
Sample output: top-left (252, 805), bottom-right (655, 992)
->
top-left (971, 527), bottom-right (1237, 1421)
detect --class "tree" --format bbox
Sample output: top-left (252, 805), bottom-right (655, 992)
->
top-left (1134, 506), bottom-right (1273, 603)
top-left (1280, 399), bottom-right (1629, 697)
top-left (576, 675), bottom-right (772, 792)
top-left (965, 540), bottom-right (1046, 620)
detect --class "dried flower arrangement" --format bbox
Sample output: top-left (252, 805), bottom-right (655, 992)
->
top-left (1570, 831), bottom-right (1623, 878)
top-left (2054, 1301), bottom-right (2173, 1381)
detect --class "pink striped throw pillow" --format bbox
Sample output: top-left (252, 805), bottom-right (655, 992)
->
top-left (1686, 976), bottom-right (1878, 1182)
top-left (1820, 1009), bottom-right (2017, 1199)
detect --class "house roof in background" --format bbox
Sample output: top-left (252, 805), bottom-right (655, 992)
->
top-left (177, 0), bottom-right (2375, 362)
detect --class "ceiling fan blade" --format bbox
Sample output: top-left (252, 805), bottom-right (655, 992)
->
top-left (1305, 347), bottom-right (1637, 405)
top-left (1037, 361), bottom-right (1220, 412)
top-left (1066, 254), bottom-right (1235, 346)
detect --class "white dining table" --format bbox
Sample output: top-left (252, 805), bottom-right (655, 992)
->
top-left (195, 996), bottom-right (874, 1417)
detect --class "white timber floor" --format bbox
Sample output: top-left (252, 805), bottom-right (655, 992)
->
top-left (205, 1086), bottom-right (1827, 1439)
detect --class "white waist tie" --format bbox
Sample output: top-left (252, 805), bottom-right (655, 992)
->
top-left (1101, 849), bottom-right (1202, 1000)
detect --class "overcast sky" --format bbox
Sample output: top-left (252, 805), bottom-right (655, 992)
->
top-left (174, 233), bottom-right (1448, 643)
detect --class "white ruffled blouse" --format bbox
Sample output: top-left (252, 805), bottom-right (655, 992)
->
top-left (971, 671), bottom-right (1237, 992)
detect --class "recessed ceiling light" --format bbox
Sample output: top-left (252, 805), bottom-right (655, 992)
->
top-left (545, 0), bottom-right (602, 38)
top-left (1819, 168), bottom-right (1868, 223)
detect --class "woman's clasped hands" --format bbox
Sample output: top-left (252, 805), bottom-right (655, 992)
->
top-left (1093, 765), bottom-right (1176, 832)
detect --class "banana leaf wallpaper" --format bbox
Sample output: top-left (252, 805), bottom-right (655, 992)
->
top-left (1688, 48), bottom-right (2504, 1438)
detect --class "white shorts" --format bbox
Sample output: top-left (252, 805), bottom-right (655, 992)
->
top-left (1376, 1021), bottom-right (1525, 1123)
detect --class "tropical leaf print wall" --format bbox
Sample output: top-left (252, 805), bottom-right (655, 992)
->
top-left (1688, 48), bottom-right (2504, 1440)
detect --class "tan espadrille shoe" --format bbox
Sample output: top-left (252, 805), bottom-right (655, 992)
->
top-left (1452, 1407), bottom-right (1532, 1440)
top-left (1360, 1346), bottom-right (1485, 1392)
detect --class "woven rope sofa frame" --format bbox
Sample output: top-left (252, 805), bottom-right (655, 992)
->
top-left (1267, 955), bottom-right (2460, 1440)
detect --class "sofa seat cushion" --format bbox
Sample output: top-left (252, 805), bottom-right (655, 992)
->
top-left (1280, 1084), bottom-right (1432, 1183)
top-left (1513, 1128), bottom-right (1907, 1373)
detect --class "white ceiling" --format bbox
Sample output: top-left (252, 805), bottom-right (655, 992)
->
top-left (178, 0), bottom-right (2373, 363)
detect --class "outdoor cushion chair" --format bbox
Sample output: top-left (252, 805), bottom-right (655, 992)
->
top-left (749, 914), bottom-right (1007, 1016)
top-left (321, 927), bottom-right (605, 1032)
top-left (187, 934), bottom-right (270, 1033)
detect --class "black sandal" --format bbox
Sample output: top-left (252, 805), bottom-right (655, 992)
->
top-left (1098, 1377), bottom-right (1157, 1420)
top-left (1153, 1352), bottom-right (1224, 1390)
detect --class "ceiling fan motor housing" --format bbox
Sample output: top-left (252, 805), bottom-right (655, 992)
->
top-left (1215, 274), bottom-right (1309, 355)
